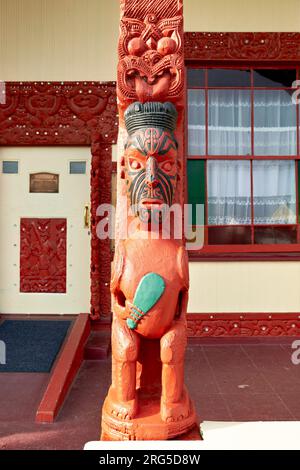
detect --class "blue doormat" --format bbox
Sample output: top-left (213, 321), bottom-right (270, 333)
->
top-left (0, 320), bottom-right (71, 372)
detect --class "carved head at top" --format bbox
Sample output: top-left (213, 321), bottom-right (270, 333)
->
top-left (118, 13), bottom-right (183, 103)
top-left (122, 101), bottom-right (178, 223)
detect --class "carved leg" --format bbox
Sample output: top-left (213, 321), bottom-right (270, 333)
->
top-left (160, 321), bottom-right (190, 423)
top-left (110, 316), bottom-right (139, 420)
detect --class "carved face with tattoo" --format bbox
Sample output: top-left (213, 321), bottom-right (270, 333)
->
top-left (123, 101), bottom-right (178, 222)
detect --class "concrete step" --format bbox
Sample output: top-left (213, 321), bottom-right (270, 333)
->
top-left (84, 331), bottom-right (111, 360)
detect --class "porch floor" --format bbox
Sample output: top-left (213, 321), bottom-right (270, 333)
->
top-left (1, 339), bottom-right (300, 450)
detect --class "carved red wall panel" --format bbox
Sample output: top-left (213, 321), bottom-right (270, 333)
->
top-left (184, 32), bottom-right (300, 61)
top-left (0, 82), bottom-right (118, 146)
top-left (20, 218), bottom-right (66, 293)
top-left (186, 313), bottom-right (300, 337)
top-left (90, 138), bottom-right (112, 320)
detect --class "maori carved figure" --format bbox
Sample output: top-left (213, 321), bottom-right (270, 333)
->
top-left (122, 101), bottom-right (178, 223)
top-left (101, 0), bottom-right (198, 440)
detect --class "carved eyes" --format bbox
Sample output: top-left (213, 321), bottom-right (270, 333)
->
top-left (127, 36), bottom-right (177, 57)
top-left (129, 158), bottom-right (142, 170)
top-left (128, 158), bottom-right (174, 172)
top-left (157, 37), bottom-right (177, 56)
top-left (160, 161), bottom-right (173, 172)
top-left (127, 37), bottom-right (147, 57)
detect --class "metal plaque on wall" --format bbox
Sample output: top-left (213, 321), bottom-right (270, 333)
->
top-left (30, 173), bottom-right (59, 193)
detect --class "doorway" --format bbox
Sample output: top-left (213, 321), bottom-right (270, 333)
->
top-left (0, 146), bottom-right (91, 314)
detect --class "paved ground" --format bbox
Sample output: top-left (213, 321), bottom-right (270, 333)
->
top-left (1, 340), bottom-right (300, 449)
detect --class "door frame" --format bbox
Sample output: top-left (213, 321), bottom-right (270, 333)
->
top-left (0, 81), bottom-right (118, 321)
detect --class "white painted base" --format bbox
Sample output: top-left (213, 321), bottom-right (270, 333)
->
top-left (84, 421), bottom-right (300, 450)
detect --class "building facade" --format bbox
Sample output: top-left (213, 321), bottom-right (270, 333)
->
top-left (1, 0), bottom-right (300, 338)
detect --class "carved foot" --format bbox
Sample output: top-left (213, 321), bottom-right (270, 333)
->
top-left (110, 395), bottom-right (138, 421)
top-left (160, 387), bottom-right (191, 423)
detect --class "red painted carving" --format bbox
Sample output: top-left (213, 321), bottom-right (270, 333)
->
top-left (186, 313), bottom-right (300, 338)
top-left (90, 137), bottom-right (112, 320)
top-left (101, 0), bottom-right (198, 441)
top-left (20, 218), bottom-right (66, 293)
top-left (0, 81), bottom-right (118, 321)
top-left (0, 82), bottom-right (118, 146)
top-left (118, 0), bottom-right (184, 104)
top-left (184, 32), bottom-right (300, 61)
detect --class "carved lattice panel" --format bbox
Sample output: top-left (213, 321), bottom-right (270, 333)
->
top-left (20, 218), bottom-right (67, 293)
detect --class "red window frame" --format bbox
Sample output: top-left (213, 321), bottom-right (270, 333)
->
top-left (185, 64), bottom-right (300, 261)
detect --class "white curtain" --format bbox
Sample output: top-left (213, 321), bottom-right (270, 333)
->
top-left (207, 160), bottom-right (251, 225)
top-left (254, 90), bottom-right (297, 156)
top-left (188, 88), bottom-right (296, 156)
top-left (253, 160), bottom-right (296, 224)
top-left (188, 89), bottom-right (205, 155)
top-left (208, 90), bottom-right (251, 155)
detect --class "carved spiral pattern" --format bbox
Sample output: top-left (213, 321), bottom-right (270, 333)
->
top-left (0, 82), bottom-right (118, 145)
top-left (184, 32), bottom-right (300, 61)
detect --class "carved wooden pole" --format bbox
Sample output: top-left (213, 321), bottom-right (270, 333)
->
top-left (101, 0), bottom-right (198, 440)
top-left (90, 135), bottom-right (112, 320)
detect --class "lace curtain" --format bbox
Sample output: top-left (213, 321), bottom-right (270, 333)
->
top-left (254, 90), bottom-right (297, 156)
top-left (207, 160), bottom-right (251, 225)
top-left (188, 85), bottom-right (297, 226)
top-left (253, 160), bottom-right (296, 224)
top-left (187, 89), bottom-right (296, 156)
top-left (207, 160), bottom-right (296, 225)
top-left (208, 90), bottom-right (251, 155)
top-left (188, 89), bottom-right (205, 155)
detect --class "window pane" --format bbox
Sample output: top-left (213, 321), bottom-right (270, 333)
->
top-left (207, 160), bottom-right (251, 225)
top-left (208, 226), bottom-right (252, 244)
top-left (253, 69), bottom-right (296, 88)
top-left (254, 226), bottom-right (297, 244)
top-left (253, 160), bottom-right (296, 225)
top-left (254, 90), bottom-right (296, 155)
top-left (208, 90), bottom-right (251, 155)
top-left (188, 89), bottom-right (205, 155)
top-left (2, 161), bottom-right (18, 174)
top-left (208, 69), bottom-right (251, 87)
top-left (187, 160), bottom-right (205, 225)
top-left (187, 68), bottom-right (205, 87)
top-left (69, 161), bottom-right (86, 174)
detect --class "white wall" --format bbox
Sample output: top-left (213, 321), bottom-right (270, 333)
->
top-left (188, 262), bottom-right (300, 313)
top-left (185, 0), bottom-right (300, 32)
top-left (1, 0), bottom-right (300, 81)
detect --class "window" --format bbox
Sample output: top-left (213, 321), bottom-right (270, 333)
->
top-left (2, 161), bottom-right (19, 174)
top-left (69, 161), bottom-right (86, 174)
top-left (187, 67), bottom-right (300, 257)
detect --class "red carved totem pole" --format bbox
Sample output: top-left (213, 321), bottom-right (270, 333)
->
top-left (101, 0), bottom-right (198, 440)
